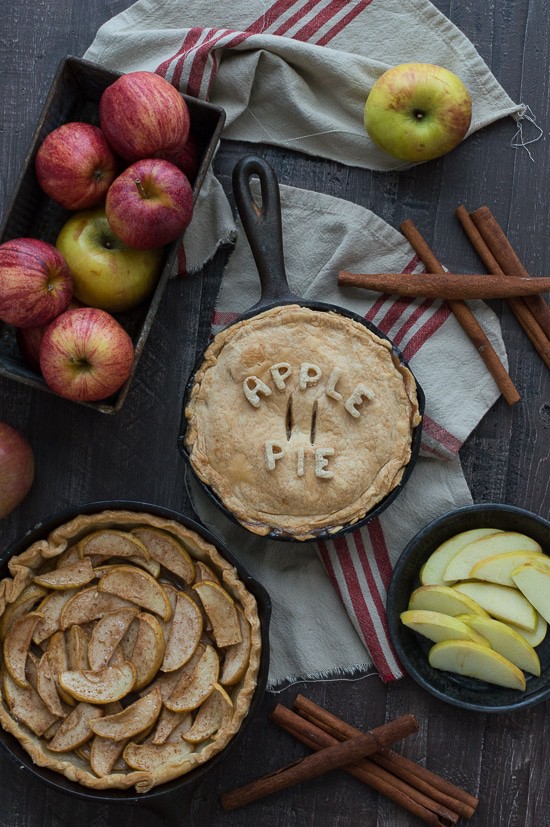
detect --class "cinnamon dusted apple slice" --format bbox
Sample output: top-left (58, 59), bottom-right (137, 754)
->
top-left (36, 652), bottom-right (68, 718)
top-left (87, 607), bottom-right (139, 671)
top-left (3, 611), bottom-right (43, 688)
top-left (48, 702), bottom-right (105, 753)
top-left (33, 558), bottom-right (95, 590)
top-left (97, 566), bottom-right (172, 621)
top-left (183, 683), bottom-right (233, 744)
top-left (220, 607), bottom-right (252, 686)
top-left (0, 583), bottom-right (47, 640)
top-left (34, 589), bottom-right (78, 643)
top-left (132, 527), bottom-right (195, 584)
top-left (131, 612), bottom-right (166, 691)
top-left (60, 587), bottom-right (135, 629)
top-left (47, 630), bottom-right (75, 707)
top-left (151, 707), bottom-right (191, 745)
top-left (78, 529), bottom-right (150, 563)
top-left (123, 738), bottom-right (193, 774)
top-left (193, 561), bottom-right (220, 585)
top-left (90, 732), bottom-right (131, 776)
top-left (59, 661), bottom-right (137, 704)
top-left (192, 581), bottom-right (242, 647)
top-left (140, 663), bottom-right (188, 703)
top-left (66, 623), bottom-right (90, 671)
top-left (3, 670), bottom-right (58, 736)
top-left (90, 687), bottom-right (162, 741)
top-left (161, 591), bottom-right (203, 672)
top-left (165, 644), bottom-right (219, 713)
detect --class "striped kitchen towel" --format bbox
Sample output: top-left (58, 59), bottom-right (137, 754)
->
top-left (85, 0), bottom-right (517, 683)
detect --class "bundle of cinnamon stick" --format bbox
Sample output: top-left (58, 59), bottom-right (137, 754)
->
top-left (220, 695), bottom-right (478, 825)
top-left (337, 205), bottom-right (550, 406)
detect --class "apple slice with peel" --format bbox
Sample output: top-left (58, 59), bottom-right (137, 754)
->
top-left (59, 661), bottom-right (137, 704)
top-left (192, 581), bottom-right (242, 647)
top-left (48, 702), bottom-right (105, 753)
top-left (98, 565), bottom-right (172, 621)
top-left (130, 612), bottom-right (166, 690)
top-left (90, 686), bottom-right (162, 740)
top-left (400, 610), bottom-right (490, 646)
top-left (220, 607), bottom-right (252, 686)
top-left (507, 613), bottom-right (547, 648)
top-left (66, 623), bottom-right (90, 671)
top-left (131, 527), bottom-right (195, 585)
top-left (428, 640), bottom-right (526, 690)
top-left (470, 551), bottom-right (544, 587)
top-left (165, 644), bottom-right (219, 713)
top-left (78, 529), bottom-right (150, 562)
top-left (34, 589), bottom-right (78, 643)
top-left (33, 558), bottom-right (95, 590)
top-left (464, 615), bottom-right (540, 676)
top-left (123, 738), bottom-right (193, 775)
top-left (0, 583), bottom-right (47, 641)
top-left (161, 591), bottom-right (203, 672)
top-left (511, 563), bottom-right (550, 624)
top-left (87, 607), bottom-right (139, 671)
top-left (3, 671), bottom-right (58, 736)
top-left (90, 733), bottom-right (130, 777)
top-left (408, 584), bottom-right (489, 618)
top-left (3, 611), bottom-right (43, 688)
top-left (419, 528), bottom-right (503, 586)
top-left (182, 683), bottom-right (233, 744)
top-left (453, 581), bottom-right (537, 631)
top-left (60, 587), bottom-right (135, 629)
top-left (443, 532), bottom-right (542, 582)
top-left (36, 652), bottom-right (68, 717)
top-left (151, 707), bottom-right (191, 745)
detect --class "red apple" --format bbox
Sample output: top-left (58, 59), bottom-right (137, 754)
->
top-left (35, 122), bottom-right (118, 210)
top-left (158, 132), bottom-right (201, 182)
top-left (0, 422), bottom-right (34, 518)
top-left (0, 238), bottom-right (73, 327)
top-left (39, 307), bottom-right (134, 402)
top-left (99, 71), bottom-right (190, 161)
top-left (105, 158), bottom-right (193, 249)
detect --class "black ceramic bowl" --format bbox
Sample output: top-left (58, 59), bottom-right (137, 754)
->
top-left (387, 503), bottom-right (550, 713)
top-left (0, 500), bottom-right (271, 822)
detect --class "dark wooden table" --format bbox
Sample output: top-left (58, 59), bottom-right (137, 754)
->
top-left (1, 1), bottom-right (549, 825)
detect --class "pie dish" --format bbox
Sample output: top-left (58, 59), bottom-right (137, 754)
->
top-left (184, 303), bottom-right (422, 540)
top-left (0, 508), bottom-right (262, 793)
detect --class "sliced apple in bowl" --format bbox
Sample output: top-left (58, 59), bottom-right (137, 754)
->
top-left (428, 640), bottom-right (527, 690)
top-left (453, 581), bottom-right (537, 631)
top-left (400, 609), bottom-right (490, 646)
top-left (443, 531), bottom-right (542, 582)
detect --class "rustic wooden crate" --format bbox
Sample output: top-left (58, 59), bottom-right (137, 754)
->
top-left (0, 55), bottom-right (225, 413)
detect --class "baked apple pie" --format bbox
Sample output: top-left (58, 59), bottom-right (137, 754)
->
top-left (184, 304), bottom-right (422, 539)
top-left (0, 509), bottom-right (261, 792)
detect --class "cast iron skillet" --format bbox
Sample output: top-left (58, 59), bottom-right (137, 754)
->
top-left (178, 155), bottom-right (425, 542)
top-left (0, 500), bottom-right (271, 825)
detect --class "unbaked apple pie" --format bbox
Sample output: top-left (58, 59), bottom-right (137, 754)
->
top-left (184, 304), bottom-right (422, 540)
top-left (0, 510), bottom-right (261, 792)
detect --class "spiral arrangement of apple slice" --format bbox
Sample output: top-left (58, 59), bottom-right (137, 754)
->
top-left (0, 522), bottom-right (258, 789)
top-left (401, 528), bottom-right (550, 690)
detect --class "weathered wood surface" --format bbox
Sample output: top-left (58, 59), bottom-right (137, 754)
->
top-left (0, 1), bottom-right (548, 825)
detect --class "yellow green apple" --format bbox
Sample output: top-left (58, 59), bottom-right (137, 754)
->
top-left (443, 531), bottom-right (542, 582)
top-left (453, 581), bottom-right (537, 631)
top-left (419, 528), bottom-right (502, 586)
top-left (463, 615), bottom-right (540, 676)
top-left (511, 563), bottom-right (550, 624)
top-left (400, 609), bottom-right (489, 645)
top-left (363, 63), bottom-right (472, 163)
top-left (408, 584), bottom-right (488, 617)
top-left (470, 550), bottom-right (543, 586)
top-left (56, 208), bottom-right (162, 313)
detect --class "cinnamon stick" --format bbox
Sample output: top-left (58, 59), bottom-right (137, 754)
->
top-left (270, 704), bottom-right (459, 826)
top-left (399, 218), bottom-right (521, 406)
top-left (219, 709), bottom-right (418, 812)
top-left (456, 205), bottom-right (550, 369)
top-left (469, 206), bottom-right (550, 339)
top-left (293, 694), bottom-right (478, 819)
top-left (337, 270), bottom-right (550, 299)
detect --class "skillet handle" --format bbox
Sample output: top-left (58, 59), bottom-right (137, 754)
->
top-left (232, 155), bottom-right (297, 305)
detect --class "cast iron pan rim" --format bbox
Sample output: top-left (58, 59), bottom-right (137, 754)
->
top-left (178, 296), bottom-right (426, 543)
top-left (386, 503), bottom-right (550, 713)
top-left (0, 499), bottom-right (271, 805)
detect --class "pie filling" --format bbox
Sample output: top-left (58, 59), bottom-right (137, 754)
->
top-left (185, 305), bottom-right (422, 539)
top-left (0, 510), bottom-right (261, 792)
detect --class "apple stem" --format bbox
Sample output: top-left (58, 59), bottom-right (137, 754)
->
top-left (134, 178), bottom-right (149, 199)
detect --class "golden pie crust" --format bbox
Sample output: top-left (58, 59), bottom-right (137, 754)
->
top-left (185, 305), bottom-right (421, 539)
top-left (0, 510), bottom-right (261, 793)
